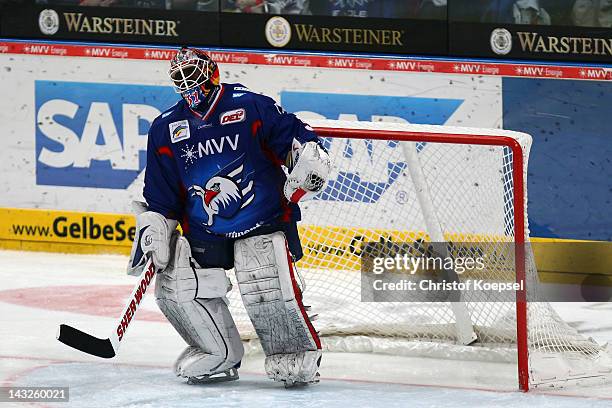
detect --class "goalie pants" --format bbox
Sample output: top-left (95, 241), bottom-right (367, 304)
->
top-left (189, 221), bottom-right (303, 269)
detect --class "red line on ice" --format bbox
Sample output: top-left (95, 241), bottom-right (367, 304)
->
top-left (0, 285), bottom-right (165, 322)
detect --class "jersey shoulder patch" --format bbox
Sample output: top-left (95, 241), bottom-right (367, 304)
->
top-left (168, 119), bottom-right (190, 143)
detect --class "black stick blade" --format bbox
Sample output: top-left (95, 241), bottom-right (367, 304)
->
top-left (57, 324), bottom-right (116, 359)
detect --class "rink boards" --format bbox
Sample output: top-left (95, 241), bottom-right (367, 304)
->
top-left (1, 207), bottom-right (610, 285)
top-left (0, 40), bottom-right (610, 278)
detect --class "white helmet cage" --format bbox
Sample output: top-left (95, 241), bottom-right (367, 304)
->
top-left (168, 48), bottom-right (212, 93)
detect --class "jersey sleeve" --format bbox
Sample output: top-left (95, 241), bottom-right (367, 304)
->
top-left (143, 123), bottom-right (184, 220)
top-left (253, 94), bottom-right (320, 163)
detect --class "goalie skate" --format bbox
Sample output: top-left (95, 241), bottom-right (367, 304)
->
top-left (283, 372), bottom-right (321, 389)
top-left (186, 366), bottom-right (240, 385)
top-left (264, 350), bottom-right (322, 387)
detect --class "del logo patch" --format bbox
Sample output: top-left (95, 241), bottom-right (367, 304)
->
top-left (169, 120), bottom-right (190, 143)
top-left (220, 108), bottom-right (246, 125)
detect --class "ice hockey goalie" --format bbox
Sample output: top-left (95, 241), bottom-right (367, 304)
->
top-left (127, 47), bottom-right (330, 387)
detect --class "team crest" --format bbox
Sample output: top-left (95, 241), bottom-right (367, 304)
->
top-left (189, 154), bottom-right (254, 227)
top-left (169, 120), bottom-right (190, 143)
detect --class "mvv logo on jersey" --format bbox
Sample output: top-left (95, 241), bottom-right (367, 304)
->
top-left (169, 120), bottom-right (190, 143)
top-left (220, 108), bottom-right (246, 125)
top-left (197, 134), bottom-right (240, 157)
top-left (181, 134), bottom-right (241, 168)
top-left (35, 81), bottom-right (176, 189)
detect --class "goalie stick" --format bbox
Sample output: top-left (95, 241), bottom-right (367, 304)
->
top-left (57, 258), bottom-right (157, 358)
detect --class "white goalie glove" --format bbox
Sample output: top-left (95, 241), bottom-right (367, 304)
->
top-left (284, 140), bottom-right (331, 203)
top-left (127, 201), bottom-right (178, 276)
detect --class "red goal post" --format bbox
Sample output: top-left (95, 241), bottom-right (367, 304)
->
top-left (311, 120), bottom-right (529, 391)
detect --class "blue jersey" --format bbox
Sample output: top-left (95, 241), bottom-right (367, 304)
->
top-left (143, 83), bottom-right (318, 243)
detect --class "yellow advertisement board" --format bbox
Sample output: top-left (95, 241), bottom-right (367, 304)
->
top-left (1, 207), bottom-right (610, 285)
top-left (0, 208), bottom-right (135, 254)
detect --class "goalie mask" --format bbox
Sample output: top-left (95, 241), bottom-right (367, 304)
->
top-left (169, 47), bottom-right (220, 110)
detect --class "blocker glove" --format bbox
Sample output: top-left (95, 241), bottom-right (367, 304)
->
top-left (127, 201), bottom-right (178, 276)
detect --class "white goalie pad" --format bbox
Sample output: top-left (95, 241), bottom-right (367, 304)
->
top-left (155, 233), bottom-right (244, 379)
top-left (234, 231), bottom-right (321, 384)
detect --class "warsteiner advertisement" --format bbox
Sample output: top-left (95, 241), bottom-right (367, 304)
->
top-left (221, 13), bottom-right (446, 55)
top-left (1, 4), bottom-right (218, 44)
top-left (451, 22), bottom-right (612, 63)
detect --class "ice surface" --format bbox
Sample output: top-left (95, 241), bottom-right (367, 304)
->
top-left (1, 250), bottom-right (611, 407)
top-left (4, 361), bottom-right (610, 408)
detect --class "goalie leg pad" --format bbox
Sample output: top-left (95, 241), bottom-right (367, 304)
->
top-left (234, 231), bottom-right (321, 383)
top-left (155, 234), bottom-right (244, 379)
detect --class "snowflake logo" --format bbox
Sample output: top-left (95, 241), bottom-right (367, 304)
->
top-left (180, 144), bottom-right (198, 167)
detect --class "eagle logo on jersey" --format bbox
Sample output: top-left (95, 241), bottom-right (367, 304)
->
top-left (189, 155), bottom-right (255, 227)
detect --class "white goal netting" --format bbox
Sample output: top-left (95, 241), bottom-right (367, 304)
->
top-left (225, 120), bottom-right (611, 390)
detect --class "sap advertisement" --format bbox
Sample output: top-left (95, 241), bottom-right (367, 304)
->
top-left (0, 50), bottom-right (610, 242)
top-left (35, 81), bottom-right (176, 189)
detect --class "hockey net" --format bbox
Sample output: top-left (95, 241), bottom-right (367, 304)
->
top-left (226, 119), bottom-right (611, 391)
